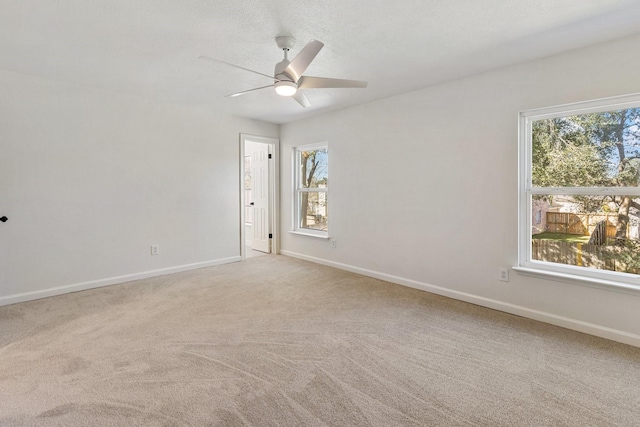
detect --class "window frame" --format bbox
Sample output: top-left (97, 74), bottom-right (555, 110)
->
top-left (291, 142), bottom-right (329, 239)
top-left (517, 93), bottom-right (640, 291)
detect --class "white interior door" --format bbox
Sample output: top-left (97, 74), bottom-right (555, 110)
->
top-left (251, 144), bottom-right (270, 253)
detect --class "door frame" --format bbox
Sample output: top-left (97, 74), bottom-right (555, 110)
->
top-left (240, 134), bottom-right (279, 259)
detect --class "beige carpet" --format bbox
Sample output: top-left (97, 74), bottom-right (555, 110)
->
top-left (1, 255), bottom-right (639, 426)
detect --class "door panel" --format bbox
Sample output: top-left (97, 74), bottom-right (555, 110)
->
top-left (251, 145), bottom-right (270, 253)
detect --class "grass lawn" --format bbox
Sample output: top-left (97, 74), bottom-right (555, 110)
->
top-left (532, 232), bottom-right (590, 243)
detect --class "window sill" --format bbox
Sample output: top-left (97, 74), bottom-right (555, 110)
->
top-left (513, 266), bottom-right (640, 295)
top-left (289, 230), bottom-right (330, 240)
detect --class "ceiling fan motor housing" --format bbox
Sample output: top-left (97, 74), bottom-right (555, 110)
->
top-left (274, 59), bottom-right (297, 96)
top-left (274, 60), bottom-right (294, 83)
top-left (274, 40), bottom-right (297, 96)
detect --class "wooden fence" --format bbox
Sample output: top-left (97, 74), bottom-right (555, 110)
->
top-left (546, 212), bottom-right (620, 237)
top-left (532, 240), bottom-right (638, 273)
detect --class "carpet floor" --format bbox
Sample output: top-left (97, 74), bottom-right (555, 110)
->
top-left (1, 255), bottom-right (639, 426)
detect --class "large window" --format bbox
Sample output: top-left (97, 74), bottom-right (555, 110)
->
top-left (519, 94), bottom-right (640, 289)
top-left (292, 143), bottom-right (328, 237)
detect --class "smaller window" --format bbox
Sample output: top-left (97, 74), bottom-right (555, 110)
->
top-left (292, 143), bottom-right (328, 238)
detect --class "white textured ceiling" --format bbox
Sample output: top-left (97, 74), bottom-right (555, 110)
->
top-left (2, 0), bottom-right (640, 124)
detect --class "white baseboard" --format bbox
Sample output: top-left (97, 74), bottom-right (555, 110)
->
top-left (280, 250), bottom-right (640, 348)
top-left (0, 256), bottom-right (241, 307)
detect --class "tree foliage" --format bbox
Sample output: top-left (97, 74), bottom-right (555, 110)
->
top-left (532, 108), bottom-right (640, 243)
top-left (532, 118), bottom-right (608, 187)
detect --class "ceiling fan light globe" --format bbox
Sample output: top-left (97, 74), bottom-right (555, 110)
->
top-left (274, 80), bottom-right (297, 97)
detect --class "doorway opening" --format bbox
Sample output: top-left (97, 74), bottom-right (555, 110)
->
top-left (240, 134), bottom-right (279, 259)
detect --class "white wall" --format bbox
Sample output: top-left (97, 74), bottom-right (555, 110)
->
top-left (0, 69), bottom-right (278, 303)
top-left (280, 33), bottom-right (640, 345)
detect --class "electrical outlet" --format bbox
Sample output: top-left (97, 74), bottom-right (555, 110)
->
top-left (151, 245), bottom-right (159, 255)
top-left (331, 239), bottom-right (336, 248)
top-left (499, 267), bottom-right (509, 282)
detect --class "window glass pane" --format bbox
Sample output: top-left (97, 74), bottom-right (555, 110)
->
top-left (299, 149), bottom-right (328, 189)
top-left (532, 108), bottom-right (640, 188)
top-left (531, 194), bottom-right (640, 275)
top-left (298, 191), bottom-right (328, 231)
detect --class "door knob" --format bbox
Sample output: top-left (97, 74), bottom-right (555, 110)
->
top-left (0, 216), bottom-right (7, 223)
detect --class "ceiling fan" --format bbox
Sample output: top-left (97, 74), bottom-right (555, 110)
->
top-left (199, 36), bottom-right (367, 108)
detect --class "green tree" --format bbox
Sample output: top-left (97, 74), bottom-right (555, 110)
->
top-left (576, 109), bottom-right (640, 243)
top-left (532, 117), bottom-right (608, 188)
top-left (532, 108), bottom-right (640, 244)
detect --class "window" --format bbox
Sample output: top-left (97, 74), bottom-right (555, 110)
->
top-left (292, 143), bottom-right (328, 238)
top-left (519, 94), bottom-right (640, 289)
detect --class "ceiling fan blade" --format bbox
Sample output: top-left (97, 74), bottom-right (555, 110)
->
top-left (226, 85), bottom-right (273, 98)
top-left (298, 76), bottom-right (368, 89)
top-left (284, 40), bottom-right (324, 82)
top-left (292, 91), bottom-right (311, 108)
top-left (199, 56), bottom-right (278, 81)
